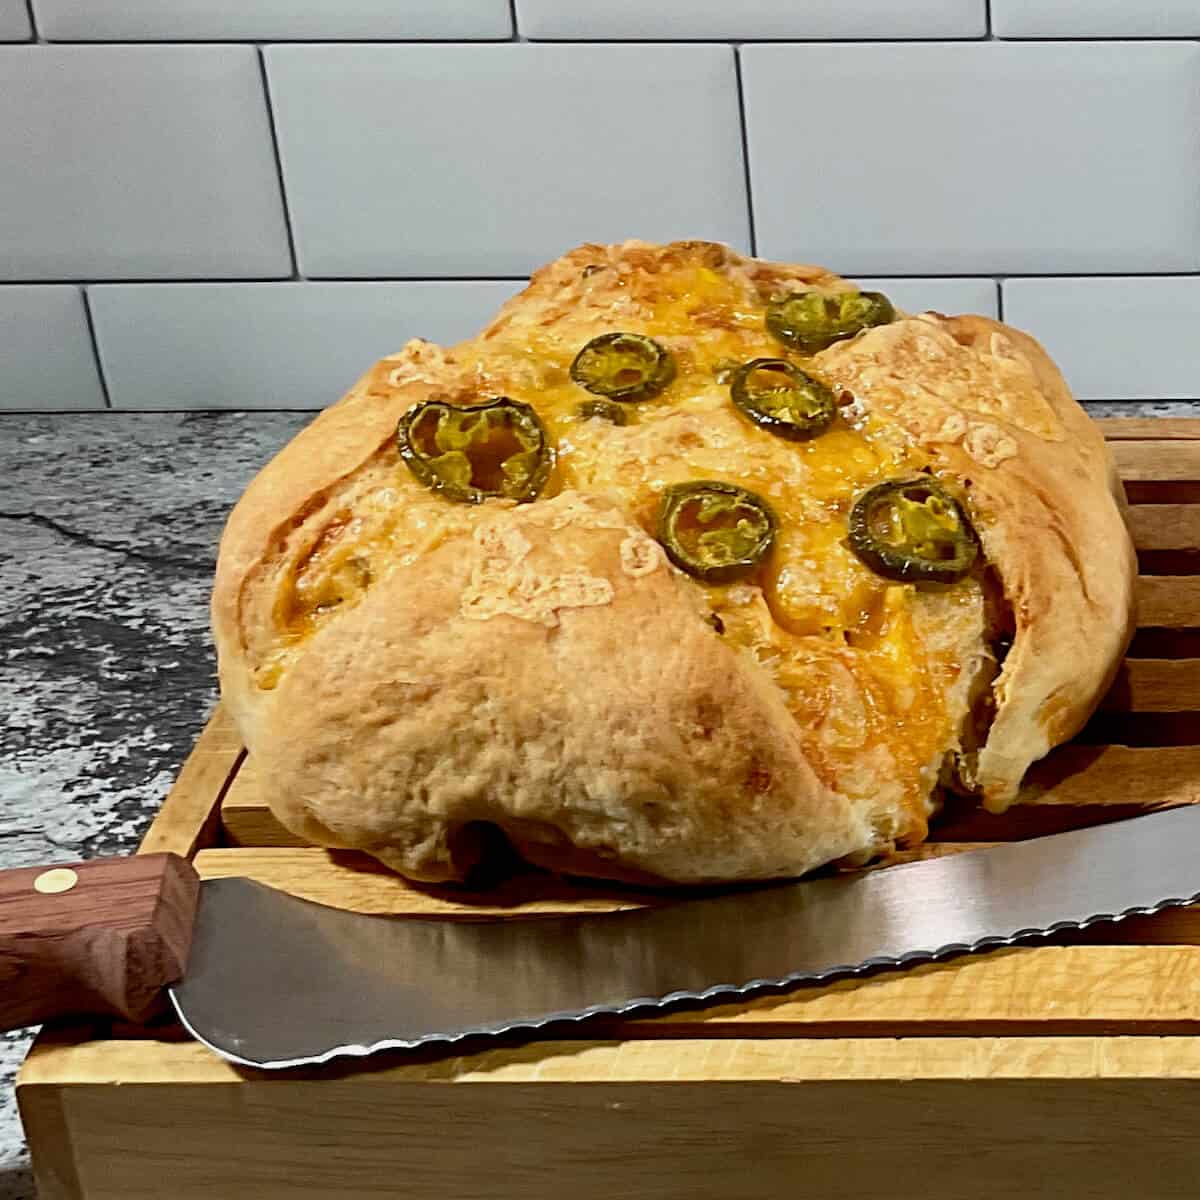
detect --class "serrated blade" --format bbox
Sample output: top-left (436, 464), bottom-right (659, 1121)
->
top-left (170, 805), bottom-right (1200, 1069)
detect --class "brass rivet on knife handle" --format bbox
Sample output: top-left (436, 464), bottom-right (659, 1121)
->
top-left (0, 852), bottom-right (201, 1033)
top-left (34, 868), bottom-right (79, 895)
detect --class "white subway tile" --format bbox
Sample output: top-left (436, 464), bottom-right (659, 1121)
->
top-left (0, 46), bottom-right (291, 281)
top-left (742, 43), bottom-right (1200, 275)
top-left (0, 1), bottom-right (31, 39)
top-left (265, 44), bottom-right (749, 278)
top-left (0, 287), bottom-right (106, 410)
top-left (995, 2), bottom-right (1200, 38)
top-left (849, 277), bottom-right (998, 319)
top-left (90, 281), bottom-right (524, 410)
top-left (34, 0), bottom-right (511, 41)
top-left (1003, 278), bottom-right (1200, 402)
top-left (516, 0), bottom-right (984, 39)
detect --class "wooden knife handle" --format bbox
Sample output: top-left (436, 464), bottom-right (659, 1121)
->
top-left (0, 853), bottom-right (200, 1032)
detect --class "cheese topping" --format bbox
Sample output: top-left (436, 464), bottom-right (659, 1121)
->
top-left (259, 254), bottom-right (1034, 837)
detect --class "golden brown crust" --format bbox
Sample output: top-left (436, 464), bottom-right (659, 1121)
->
top-left (817, 313), bottom-right (1135, 807)
top-left (931, 320), bottom-right (1135, 807)
top-left (212, 239), bottom-right (1135, 882)
top-left (253, 495), bottom-right (875, 884)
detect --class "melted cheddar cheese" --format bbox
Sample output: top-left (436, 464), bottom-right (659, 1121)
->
top-left (265, 258), bottom-right (995, 841)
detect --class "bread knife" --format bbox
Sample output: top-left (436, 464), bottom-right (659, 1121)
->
top-left (5, 804), bottom-right (1200, 1069)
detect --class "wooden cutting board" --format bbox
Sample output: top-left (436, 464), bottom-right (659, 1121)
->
top-left (18, 417), bottom-right (1200, 1200)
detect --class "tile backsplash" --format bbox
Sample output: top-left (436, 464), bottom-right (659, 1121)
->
top-left (265, 43), bottom-right (749, 277)
top-left (512, 1), bottom-right (987, 41)
top-left (0, 0), bottom-right (31, 39)
top-left (743, 42), bottom-right (1200, 274)
top-left (31, 0), bottom-right (513, 41)
top-left (2, 3), bottom-right (1198, 411)
top-left (1, 46), bottom-right (291, 281)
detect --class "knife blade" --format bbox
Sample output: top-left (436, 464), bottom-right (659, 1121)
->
top-left (5, 806), bottom-right (1200, 1069)
top-left (172, 804), bottom-right (1200, 1068)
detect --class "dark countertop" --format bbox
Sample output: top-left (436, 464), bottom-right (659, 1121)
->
top-left (1, 401), bottom-right (1198, 1197)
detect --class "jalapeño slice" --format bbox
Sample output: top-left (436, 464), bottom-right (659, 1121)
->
top-left (658, 481), bottom-right (777, 584)
top-left (397, 397), bottom-right (551, 505)
top-left (766, 290), bottom-right (895, 354)
top-left (570, 332), bottom-right (675, 402)
top-left (848, 477), bottom-right (978, 584)
top-left (729, 358), bottom-right (837, 442)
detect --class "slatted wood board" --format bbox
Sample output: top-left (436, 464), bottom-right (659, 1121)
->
top-left (18, 417), bottom-right (1200, 1200)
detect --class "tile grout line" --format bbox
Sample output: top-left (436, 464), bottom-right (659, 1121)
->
top-left (256, 46), bottom-right (302, 281)
top-left (18, 35), bottom-right (1200, 45)
top-left (732, 46), bottom-right (758, 258)
top-left (4, 399), bottom-right (1198, 417)
top-left (78, 287), bottom-right (113, 410)
top-left (7, 272), bottom-right (1200, 287)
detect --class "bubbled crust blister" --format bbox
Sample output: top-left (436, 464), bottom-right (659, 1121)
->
top-left (212, 239), bottom-right (1135, 883)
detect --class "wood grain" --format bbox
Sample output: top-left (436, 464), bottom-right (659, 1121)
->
top-left (220, 759), bottom-right (304, 849)
top-left (1128, 504), bottom-right (1200, 573)
top-left (1097, 418), bottom-right (1200, 441)
top-left (1101, 659), bottom-right (1200, 711)
top-left (18, 1034), bottom-right (1200, 1198)
top-left (1136, 577), bottom-right (1200, 630)
top-left (1111, 440), bottom-right (1200, 482)
top-left (21, 1023), bottom-right (1200, 1087)
top-left (606, 944), bottom-right (1200, 1035)
top-left (936, 744), bottom-right (1200, 839)
top-left (0, 854), bottom-right (199, 1029)
top-left (139, 704), bottom-right (242, 858)
top-left (15, 1077), bottom-right (83, 1200)
top-left (1127, 504), bottom-right (1200, 551)
top-left (1113, 438), bottom-right (1200, 502)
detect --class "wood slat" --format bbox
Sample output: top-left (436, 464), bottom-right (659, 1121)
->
top-left (139, 704), bottom-right (242, 859)
top-left (1114, 440), bottom-right (1200, 502)
top-left (935, 744), bottom-right (1200, 839)
top-left (1128, 504), bottom-right (1200, 574)
top-left (1136, 577), bottom-right (1200, 629)
top-left (221, 759), bottom-right (306, 849)
top-left (619, 945), bottom-right (1200, 1037)
top-left (1111, 440), bottom-right (1200, 482)
top-left (1100, 660), bottom-right (1200, 712)
top-left (22, 1032), bottom-right (1200, 1200)
top-left (22, 1026), bottom-right (1200, 1086)
top-left (1127, 504), bottom-right (1200, 552)
top-left (1098, 418), bottom-right (1200, 441)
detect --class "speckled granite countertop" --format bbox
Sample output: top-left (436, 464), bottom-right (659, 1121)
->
top-left (2, 402), bottom-right (1198, 1198)
top-left (0, 411), bottom-right (311, 1199)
